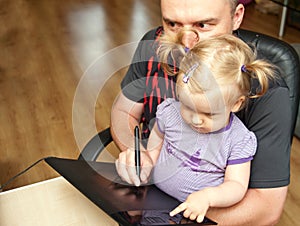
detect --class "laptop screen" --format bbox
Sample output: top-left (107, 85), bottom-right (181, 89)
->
top-left (45, 157), bottom-right (217, 225)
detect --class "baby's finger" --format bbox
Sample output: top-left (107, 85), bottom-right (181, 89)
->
top-left (196, 214), bottom-right (205, 223)
top-left (169, 202), bottom-right (188, 217)
top-left (189, 213), bottom-right (197, 221)
top-left (183, 209), bottom-right (192, 219)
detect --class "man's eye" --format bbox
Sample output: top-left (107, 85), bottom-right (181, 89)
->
top-left (196, 23), bottom-right (206, 28)
top-left (168, 21), bottom-right (177, 27)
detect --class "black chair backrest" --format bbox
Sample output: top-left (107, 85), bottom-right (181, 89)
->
top-left (238, 29), bottom-right (300, 136)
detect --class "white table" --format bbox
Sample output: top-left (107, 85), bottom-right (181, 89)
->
top-left (0, 177), bottom-right (118, 226)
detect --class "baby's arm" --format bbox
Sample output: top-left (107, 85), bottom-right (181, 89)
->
top-left (146, 122), bottom-right (164, 164)
top-left (170, 161), bottom-right (251, 223)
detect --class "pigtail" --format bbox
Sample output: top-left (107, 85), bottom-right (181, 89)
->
top-left (157, 32), bottom-right (188, 75)
top-left (243, 60), bottom-right (277, 98)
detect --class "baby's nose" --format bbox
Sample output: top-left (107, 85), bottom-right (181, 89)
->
top-left (192, 114), bottom-right (204, 125)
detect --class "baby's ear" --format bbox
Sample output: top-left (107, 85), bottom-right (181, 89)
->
top-left (231, 96), bottom-right (246, 112)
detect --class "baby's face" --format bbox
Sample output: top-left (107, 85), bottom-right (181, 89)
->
top-left (178, 87), bottom-right (232, 134)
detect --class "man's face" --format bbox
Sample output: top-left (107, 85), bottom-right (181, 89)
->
top-left (161, 0), bottom-right (244, 48)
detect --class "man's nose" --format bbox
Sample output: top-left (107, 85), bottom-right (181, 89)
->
top-left (181, 30), bottom-right (199, 49)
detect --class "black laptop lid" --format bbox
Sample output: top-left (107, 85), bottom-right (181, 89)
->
top-left (45, 157), bottom-right (217, 226)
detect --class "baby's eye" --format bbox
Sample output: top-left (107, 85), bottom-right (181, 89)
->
top-left (205, 112), bottom-right (215, 117)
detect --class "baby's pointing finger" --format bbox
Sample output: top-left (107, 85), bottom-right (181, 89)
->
top-left (169, 202), bottom-right (188, 217)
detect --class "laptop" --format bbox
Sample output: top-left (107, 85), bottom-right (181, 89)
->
top-left (45, 157), bottom-right (217, 226)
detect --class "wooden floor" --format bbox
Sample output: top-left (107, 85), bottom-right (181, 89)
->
top-left (0, 0), bottom-right (299, 225)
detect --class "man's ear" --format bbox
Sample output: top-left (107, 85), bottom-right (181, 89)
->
top-left (231, 96), bottom-right (246, 112)
top-left (232, 4), bottom-right (245, 31)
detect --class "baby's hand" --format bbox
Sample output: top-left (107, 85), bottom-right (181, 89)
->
top-left (169, 190), bottom-right (210, 223)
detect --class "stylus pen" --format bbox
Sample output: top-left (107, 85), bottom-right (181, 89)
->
top-left (134, 126), bottom-right (141, 178)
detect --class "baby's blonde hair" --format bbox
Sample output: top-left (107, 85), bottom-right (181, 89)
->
top-left (158, 33), bottom-right (277, 109)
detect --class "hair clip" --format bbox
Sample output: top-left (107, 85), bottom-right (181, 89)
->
top-left (184, 47), bottom-right (190, 53)
top-left (241, 64), bottom-right (247, 73)
top-left (183, 63), bottom-right (199, 83)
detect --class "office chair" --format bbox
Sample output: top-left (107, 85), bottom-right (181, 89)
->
top-left (78, 29), bottom-right (300, 161)
top-left (290, 43), bottom-right (300, 138)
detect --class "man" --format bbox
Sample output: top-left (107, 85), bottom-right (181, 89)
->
top-left (112, 0), bottom-right (291, 225)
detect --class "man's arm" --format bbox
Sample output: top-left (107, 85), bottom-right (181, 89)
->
top-left (111, 92), bottom-right (144, 152)
top-left (206, 185), bottom-right (288, 226)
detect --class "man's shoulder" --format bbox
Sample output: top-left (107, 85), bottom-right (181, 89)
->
top-left (134, 26), bottom-right (163, 57)
top-left (141, 26), bottom-right (164, 41)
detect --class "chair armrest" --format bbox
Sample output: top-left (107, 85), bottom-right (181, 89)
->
top-left (78, 127), bottom-right (113, 161)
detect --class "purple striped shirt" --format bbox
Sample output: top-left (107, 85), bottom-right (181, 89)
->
top-left (152, 98), bottom-right (257, 202)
